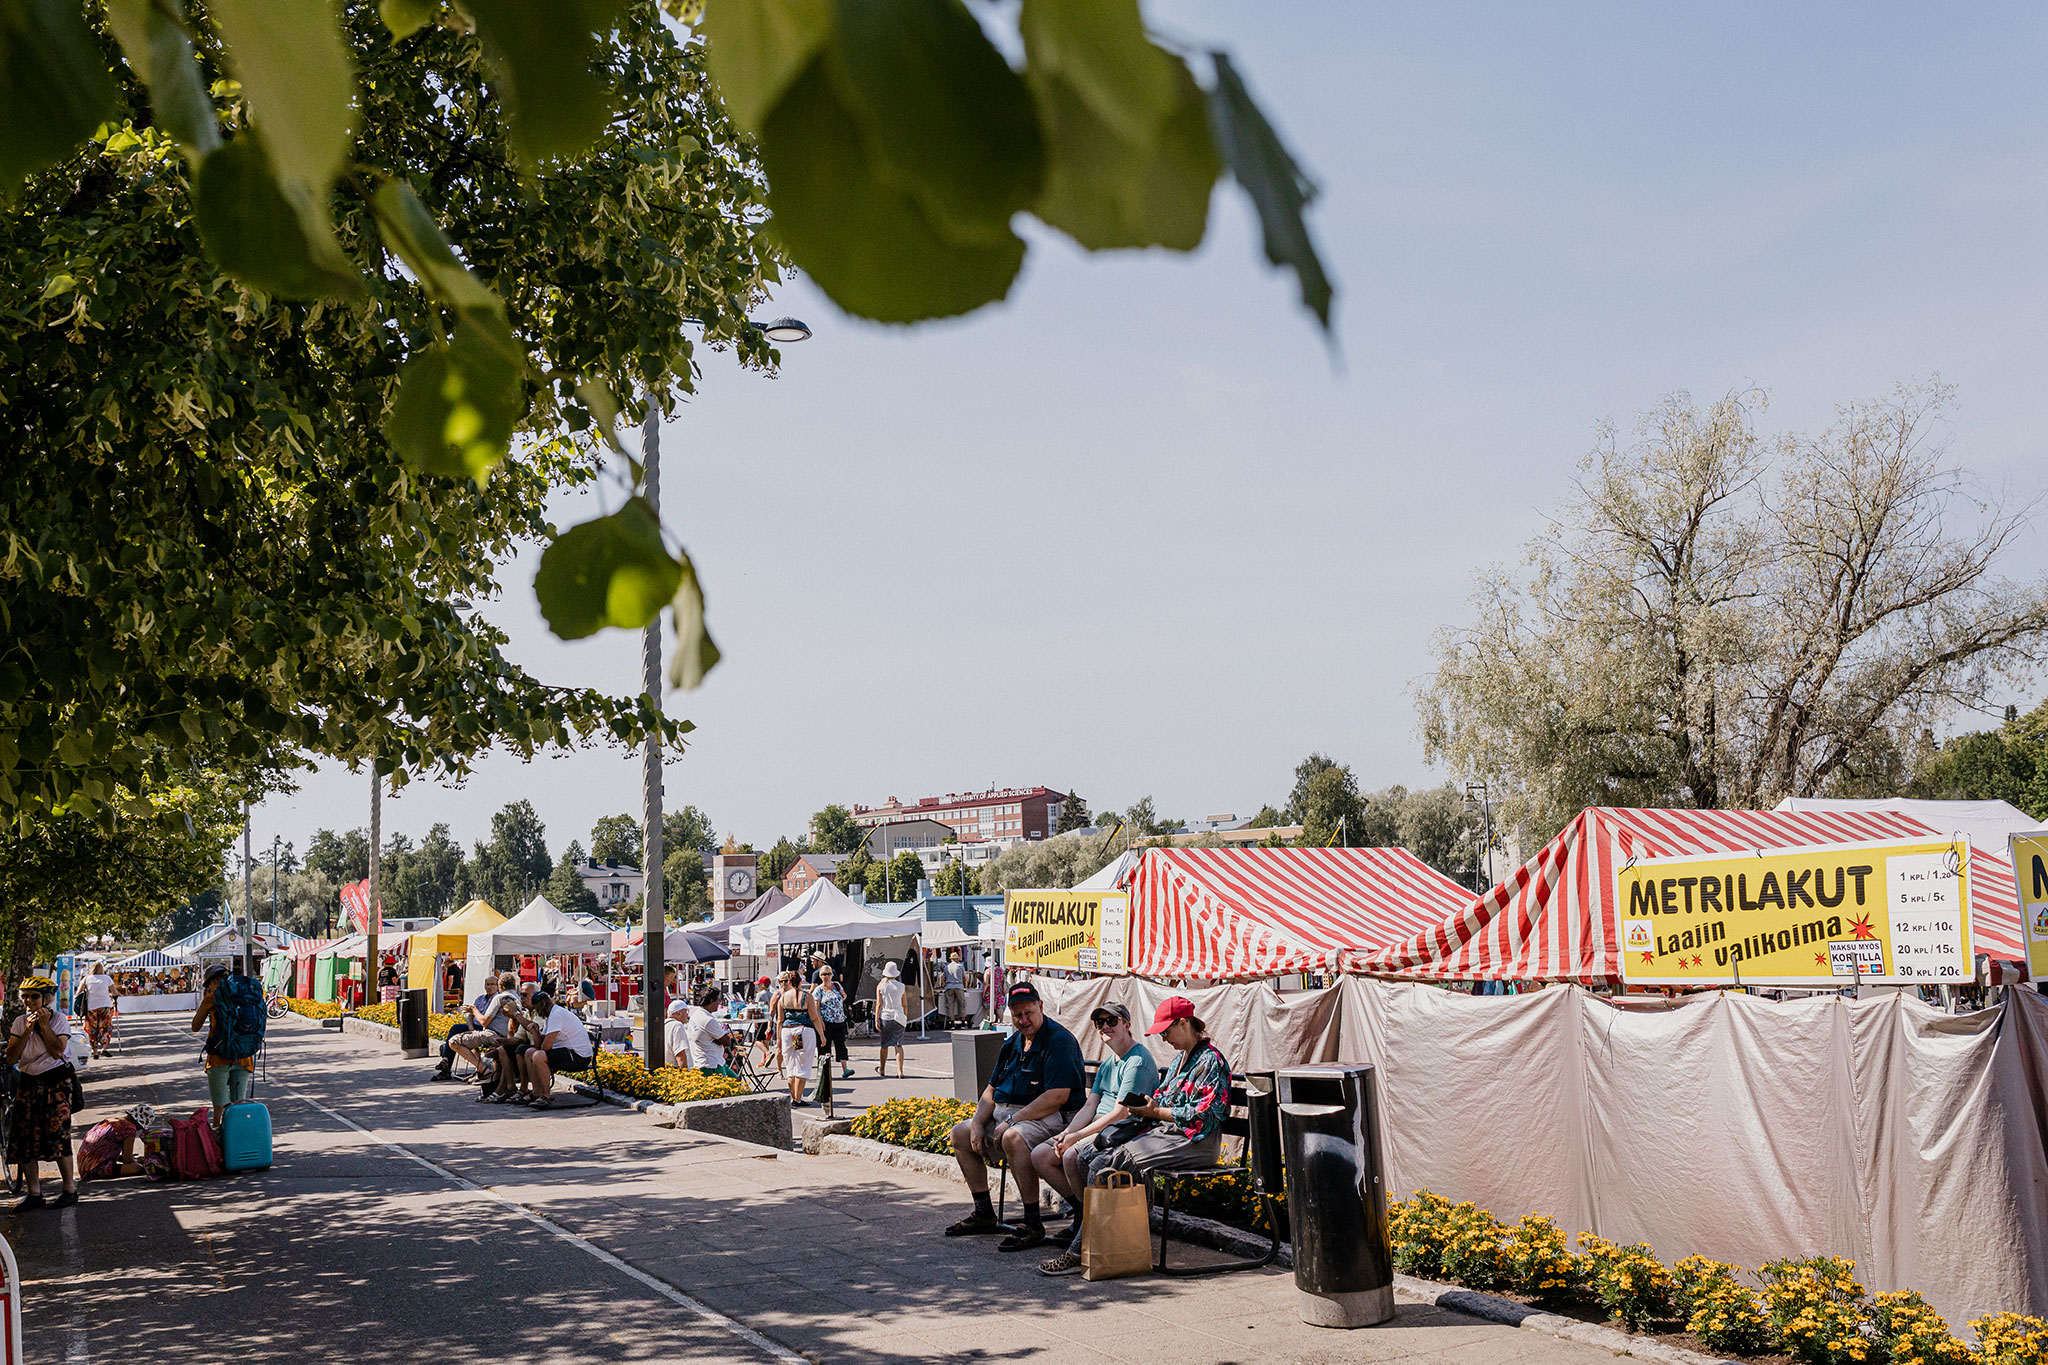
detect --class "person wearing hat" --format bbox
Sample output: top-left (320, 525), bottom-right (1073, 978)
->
top-left (1028, 1001), bottom-right (1161, 1275)
top-left (190, 962), bottom-right (255, 1121)
top-left (6, 976), bottom-right (80, 1209)
top-left (1040, 994), bottom-right (1231, 1275)
top-left (874, 961), bottom-right (908, 1077)
top-left (672, 985), bottom-right (734, 1073)
top-left (944, 981), bottom-right (1085, 1250)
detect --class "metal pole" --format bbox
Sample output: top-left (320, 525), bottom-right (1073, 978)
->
top-left (641, 406), bottom-right (667, 1067)
top-left (368, 768), bottom-right (381, 1009)
top-left (242, 811), bottom-right (255, 978)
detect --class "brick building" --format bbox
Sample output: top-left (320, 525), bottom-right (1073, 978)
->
top-left (851, 786), bottom-right (1069, 845)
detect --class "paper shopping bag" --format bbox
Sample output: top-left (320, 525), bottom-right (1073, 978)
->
top-left (1080, 1170), bottom-right (1152, 1281)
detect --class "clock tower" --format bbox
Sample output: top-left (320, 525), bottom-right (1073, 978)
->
top-left (712, 841), bottom-right (758, 921)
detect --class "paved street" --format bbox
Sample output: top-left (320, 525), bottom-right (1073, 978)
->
top-left (13, 1016), bottom-right (1627, 1365)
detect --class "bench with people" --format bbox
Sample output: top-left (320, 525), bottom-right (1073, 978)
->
top-left (427, 972), bottom-right (596, 1110)
top-left (944, 984), bottom-right (1266, 1278)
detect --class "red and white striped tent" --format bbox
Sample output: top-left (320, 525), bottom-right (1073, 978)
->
top-left (1117, 846), bottom-right (1478, 981)
top-left (1346, 806), bottom-right (2030, 985)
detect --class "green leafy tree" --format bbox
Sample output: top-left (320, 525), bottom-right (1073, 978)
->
top-left (382, 822), bottom-right (464, 919)
top-left (662, 806), bottom-right (719, 863)
top-left (304, 828), bottom-right (370, 888)
top-left (1420, 385), bottom-right (2048, 842)
top-left (547, 840), bottom-right (602, 917)
top-left (1054, 793), bottom-right (1090, 834)
top-left (883, 850), bottom-right (926, 902)
top-left (931, 857), bottom-right (978, 897)
top-left (1294, 762), bottom-right (1363, 848)
top-left (589, 815), bottom-right (642, 867)
top-left (758, 836), bottom-right (804, 886)
top-left (808, 804), bottom-right (864, 854)
top-left (1908, 701), bottom-right (2048, 818)
top-left (662, 846), bottom-right (712, 921)
top-left (1248, 805), bottom-right (1287, 828)
top-left (980, 831), bottom-right (1120, 893)
top-left (471, 800), bottom-right (550, 911)
top-left (1122, 796), bottom-right (1171, 837)
top-left (1, 0), bottom-right (780, 832)
top-left (836, 846), bottom-right (879, 898)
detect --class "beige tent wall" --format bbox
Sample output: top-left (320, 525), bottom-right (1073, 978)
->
top-left (1032, 974), bottom-right (2048, 1328)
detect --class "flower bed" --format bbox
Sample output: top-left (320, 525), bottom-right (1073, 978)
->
top-left (585, 1051), bottom-right (746, 1105)
top-left (850, 1096), bottom-right (974, 1153)
top-left (351, 1001), bottom-right (462, 1040)
top-left (282, 998), bottom-right (349, 1020)
top-left (1389, 1191), bottom-right (2044, 1362)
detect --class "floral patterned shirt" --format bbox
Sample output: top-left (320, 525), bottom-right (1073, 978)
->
top-left (814, 984), bottom-right (846, 1025)
top-left (1152, 1040), bottom-right (1232, 1144)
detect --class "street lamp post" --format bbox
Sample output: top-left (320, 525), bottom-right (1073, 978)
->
top-left (641, 315), bottom-right (810, 1068)
top-left (1463, 782), bottom-right (1495, 892)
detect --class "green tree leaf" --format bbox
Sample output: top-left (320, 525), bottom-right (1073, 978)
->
top-left (378, 0), bottom-right (436, 42)
top-left (0, 0), bottom-right (119, 194)
top-left (371, 177), bottom-right (503, 320)
top-left (829, 0), bottom-right (1043, 242)
top-left (1027, 45), bottom-right (1216, 251)
top-left (665, 549), bottom-right (720, 690)
top-left (1207, 53), bottom-right (1333, 329)
top-left (699, 0), bottom-right (829, 136)
top-left (105, 0), bottom-right (222, 157)
top-left (466, 0), bottom-right (621, 170)
top-left (387, 317), bottom-right (524, 482)
top-left (193, 137), bottom-right (367, 300)
top-left (1018, 0), bottom-right (1172, 145)
top-left (534, 498), bottom-right (682, 641)
top-left (760, 56), bottom-right (1022, 322)
top-left (209, 0), bottom-right (354, 192)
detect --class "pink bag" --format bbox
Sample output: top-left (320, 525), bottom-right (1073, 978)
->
top-left (170, 1108), bottom-right (223, 1179)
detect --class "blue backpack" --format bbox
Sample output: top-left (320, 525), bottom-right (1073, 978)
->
top-left (214, 975), bottom-right (267, 1061)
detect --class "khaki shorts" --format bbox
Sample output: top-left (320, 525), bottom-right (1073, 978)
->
top-left (990, 1103), bottom-right (1073, 1154)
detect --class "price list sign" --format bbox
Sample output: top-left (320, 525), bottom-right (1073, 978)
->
top-left (1881, 850), bottom-right (1970, 981)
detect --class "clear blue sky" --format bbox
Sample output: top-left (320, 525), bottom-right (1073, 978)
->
top-left (255, 1), bottom-right (2048, 861)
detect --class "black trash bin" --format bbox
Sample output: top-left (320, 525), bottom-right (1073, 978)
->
top-left (1278, 1063), bottom-right (1393, 1328)
top-left (398, 987), bottom-right (429, 1059)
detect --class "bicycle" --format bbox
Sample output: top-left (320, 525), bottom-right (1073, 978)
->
top-left (264, 986), bottom-right (289, 1021)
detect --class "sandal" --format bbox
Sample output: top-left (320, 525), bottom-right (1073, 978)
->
top-left (530, 1097), bottom-right (553, 1111)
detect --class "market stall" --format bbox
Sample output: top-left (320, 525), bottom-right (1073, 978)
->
top-left (109, 948), bottom-right (197, 1013)
top-left (735, 878), bottom-right (929, 1029)
top-left (463, 895), bottom-right (612, 1002)
top-left (405, 899), bottom-right (504, 1010)
top-left (1347, 804), bottom-right (2029, 984)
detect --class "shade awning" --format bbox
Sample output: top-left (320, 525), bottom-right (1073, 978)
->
top-left (733, 878), bottom-right (925, 954)
top-left (111, 948), bottom-right (191, 970)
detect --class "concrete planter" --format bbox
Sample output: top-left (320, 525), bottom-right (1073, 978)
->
top-left (341, 1017), bottom-right (399, 1045)
top-left (567, 1083), bottom-right (792, 1152)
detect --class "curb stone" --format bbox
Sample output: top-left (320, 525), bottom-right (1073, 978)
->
top-left (811, 1133), bottom-right (1739, 1365)
top-left (1393, 1276), bottom-right (1740, 1365)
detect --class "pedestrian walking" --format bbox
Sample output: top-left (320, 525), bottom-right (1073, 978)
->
top-left (191, 963), bottom-right (263, 1122)
top-left (813, 966), bottom-right (852, 1080)
top-left (770, 970), bottom-right (825, 1108)
top-left (875, 961), bottom-right (908, 1077)
top-left (7, 977), bottom-right (79, 1210)
top-left (77, 959), bottom-right (118, 1058)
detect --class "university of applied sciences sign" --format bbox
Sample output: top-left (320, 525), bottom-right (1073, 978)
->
top-left (2005, 831), bottom-right (2048, 982)
top-left (1616, 838), bottom-right (1971, 987)
top-left (1003, 890), bottom-right (1130, 974)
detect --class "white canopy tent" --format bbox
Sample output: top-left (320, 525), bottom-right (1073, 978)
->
top-left (1073, 849), bottom-right (1137, 892)
top-left (920, 919), bottom-right (997, 951)
top-left (735, 879), bottom-right (932, 1034)
top-left (464, 895), bottom-right (614, 991)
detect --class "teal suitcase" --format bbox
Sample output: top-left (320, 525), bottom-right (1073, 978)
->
top-left (221, 1100), bottom-right (272, 1171)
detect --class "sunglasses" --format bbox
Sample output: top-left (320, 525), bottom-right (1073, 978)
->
top-left (1091, 1015), bottom-right (1122, 1031)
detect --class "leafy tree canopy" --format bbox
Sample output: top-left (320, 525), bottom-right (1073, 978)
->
top-left (1907, 700), bottom-right (2048, 820)
top-left (808, 803), bottom-right (864, 854)
top-left (547, 839), bottom-right (602, 917)
top-left (1053, 792), bottom-right (1090, 834)
top-left (589, 814), bottom-right (641, 867)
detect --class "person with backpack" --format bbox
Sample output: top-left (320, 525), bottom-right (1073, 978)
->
top-left (191, 963), bottom-right (265, 1124)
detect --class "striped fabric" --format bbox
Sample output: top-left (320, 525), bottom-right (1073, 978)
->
top-left (1123, 846), bottom-right (1477, 981)
top-left (1346, 806), bottom-right (2028, 984)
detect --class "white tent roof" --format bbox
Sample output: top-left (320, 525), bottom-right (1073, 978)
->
top-left (1073, 849), bottom-right (1137, 892)
top-left (1774, 797), bottom-right (2047, 856)
top-left (324, 932), bottom-right (412, 959)
top-left (733, 878), bottom-right (926, 955)
top-left (920, 919), bottom-right (998, 950)
top-left (470, 895), bottom-right (613, 957)
top-left (111, 947), bottom-right (191, 970)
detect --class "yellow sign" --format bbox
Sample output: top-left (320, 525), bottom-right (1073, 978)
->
top-left (1615, 838), bottom-right (1971, 987)
top-left (2006, 832), bottom-right (2048, 982)
top-left (1003, 890), bottom-right (1129, 974)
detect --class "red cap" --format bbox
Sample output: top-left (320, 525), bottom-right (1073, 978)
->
top-left (1146, 996), bottom-right (1195, 1036)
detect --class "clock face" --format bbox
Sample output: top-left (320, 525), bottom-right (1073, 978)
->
top-left (725, 869), bottom-right (754, 896)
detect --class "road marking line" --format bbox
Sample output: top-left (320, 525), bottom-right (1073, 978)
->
top-left (280, 1089), bottom-right (805, 1365)
top-left (57, 1205), bottom-right (89, 1364)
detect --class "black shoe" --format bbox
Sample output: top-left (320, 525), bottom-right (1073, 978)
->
top-left (11, 1193), bottom-right (44, 1212)
top-left (428, 1068), bottom-right (454, 1082)
top-left (944, 1210), bottom-right (1003, 1237)
top-left (997, 1224), bottom-right (1047, 1252)
top-left (50, 1189), bottom-right (76, 1208)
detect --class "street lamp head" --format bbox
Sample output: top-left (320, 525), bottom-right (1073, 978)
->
top-left (759, 316), bottom-right (812, 344)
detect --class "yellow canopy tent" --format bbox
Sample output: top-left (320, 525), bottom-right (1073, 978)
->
top-left (405, 899), bottom-right (505, 1008)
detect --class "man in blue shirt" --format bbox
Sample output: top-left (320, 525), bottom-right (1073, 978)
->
top-left (945, 982), bottom-right (1084, 1251)
top-left (1026, 1000), bottom-right (1160, 1268)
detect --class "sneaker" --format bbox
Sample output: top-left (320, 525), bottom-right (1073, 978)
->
top-left (50, 1190), bottom-right (77, 1209)
top-left (1038, 1250), bottom-right (1084, 1277)
top-left (944, 1210), bottom-right (1003, 1237)
top-left (997, 1224), bottom-right (1047, 1253)
top-left (841, 1067), bottom-right (854, 1079)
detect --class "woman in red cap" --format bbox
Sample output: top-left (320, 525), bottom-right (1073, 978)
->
top-left (1040, 994), bottom-right (1232, 1275)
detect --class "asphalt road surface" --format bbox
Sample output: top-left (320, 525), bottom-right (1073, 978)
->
top-left (10, 1012), bottom-right (799, 1365)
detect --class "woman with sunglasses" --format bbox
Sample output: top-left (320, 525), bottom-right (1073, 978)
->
top-left (6, 976), bottom-right (80, 1209)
